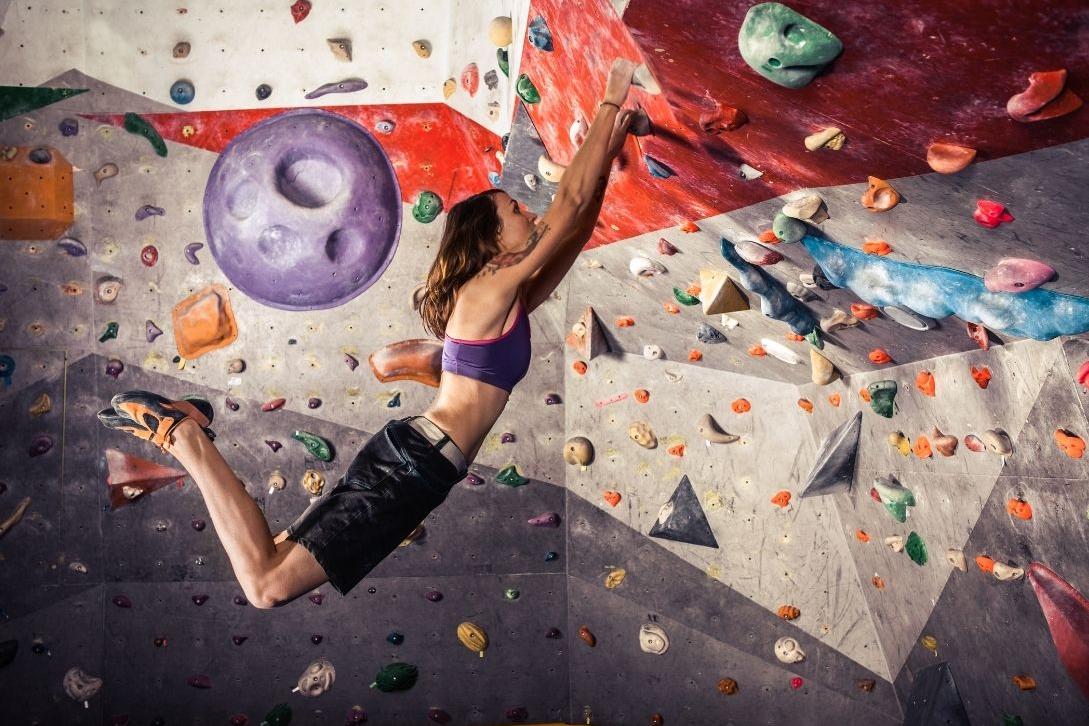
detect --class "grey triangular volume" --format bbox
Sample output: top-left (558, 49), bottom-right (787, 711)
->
top-left (903, 662), bottom-right (971, 726)
top-left (800, 411), bottom-right (862, 498)
top-left (648, 475), bottom-right (719, 548)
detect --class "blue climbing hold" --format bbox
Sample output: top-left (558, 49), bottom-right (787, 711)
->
top-left (58, 118), bottom-right (79, 136)
top-left (170, 79), bottom-right (195, 105)
top-left (489, 171), bottom-right (502, 187)
top-left (528, 16), bottom-right (554, 51)
top-left (643, 155), bottom-right (675, 179)
top-left (0, 354), bottom-right (15, 386)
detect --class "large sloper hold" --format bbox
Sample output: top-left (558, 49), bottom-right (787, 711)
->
top-left (565, 306), bottom-right (609, 360)
top-left (648, 475), bottom-right (718, 548)
top-left (720, 237), bottom-right (817, 335)
top-left (800, 411), bottom-right (862, 498)
top-left (369, 339), bottom-right (443, 387)
top-left (1027, 562), bottom-right (1089, 699)
top-left (737, 3), bottom-right (843, 89)
top-left (903, 662), bottom-right (971, 726)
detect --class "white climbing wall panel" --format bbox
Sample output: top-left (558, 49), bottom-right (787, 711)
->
top-left (0, 1), bottom-right (87, 87)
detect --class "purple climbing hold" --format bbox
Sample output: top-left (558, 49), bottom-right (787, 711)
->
top-left (225, 397), bottom-right (240, 411)
top-left (265, 440), bottom-right (282, 452)
top-left (29, 434), bottom-right (54, 457)
top-left (345, 706), bottom-right (367, 725)
top-left (56, 237), bottom-right (87, 256)
top-left (308, 593), bottom-right (324, 605)
top-left (186, 674), bottom-right (212, 689)
top-left (59, 118), bottom-right (79, 136)
top-left (983, 258), bottom-right (1056, 293)
top-left (465, 472), bottom-right (484, 486)
top-left (310, 634), bottom-right (323, 645)
top-left (145, 320), bottom-right (163, 342)
top-left (232, 594), bottom-right (248, 606)
top-left (135, 205), bottom-right (165, 221)
top-left (344, 353), bottom-right (359, 371)
top-left (154, 637), bottom-right (167, 647)
top-left (231, 635), bottom-right (248, 646)
top-left (528, 512), bottom-right (561, 528)
top-left (112, 594), bottom-right (133, 608)
top-left (544, 393), bottom-right (562, 405)
top-left (105, 359), bottom-right (124, 379)
top-left (425, 590), bottom-right (444, 602)
top-left (428, 708), bottom-right (452, 724)
top-left (184, 243), bottom-right (203, 265)
top-left (304, 78), bottom-right (368, 99)
top-left (307, 397), bottom-right (322, 409)
top-left (229, 715), bottom-right (249, 726)
top-left (545, 626), bottom-right (562, 638)
top-left (506, 707), bottom-right (529, 722)
top-left (192, 594), bottom-right (209, 606)
top-left (191, 519), bottom-right (206, 531)
top-left (658, 238), bottom-right (679, 255)
top-left (501, 431), bottom-right (516, 443)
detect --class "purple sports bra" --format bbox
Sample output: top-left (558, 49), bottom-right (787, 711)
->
top-left (441, 299), bottom-right (532, 393)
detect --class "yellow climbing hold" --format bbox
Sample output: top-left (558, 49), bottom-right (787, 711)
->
top-left (604, 567), bottom-right (626, 590)
top-left (889, 431), bottom-right (911, 457)
top-left (920, 634), bottom-right (939, 655)
top-left (488, 16), bottom-right (513, 47)
top-left (443, 78), bottom-right (456, 99)
top-left (457, 621), bottom-right (489, 657)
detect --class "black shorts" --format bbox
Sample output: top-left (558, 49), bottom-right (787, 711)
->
top-left (285, 416), bottom-right (467, 594)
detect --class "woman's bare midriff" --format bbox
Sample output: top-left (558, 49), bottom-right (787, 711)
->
top-left (422, 371), bottom-right (511, 464)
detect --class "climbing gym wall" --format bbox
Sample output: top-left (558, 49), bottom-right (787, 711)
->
top-left (1, 1), bottom-right (1088, 725)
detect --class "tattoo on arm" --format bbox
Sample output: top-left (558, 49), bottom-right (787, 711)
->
top-left (482, 223), bottom-right (550, 274)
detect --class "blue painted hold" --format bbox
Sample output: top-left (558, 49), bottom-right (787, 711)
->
top-left (0, 354), bottom-right (15, 386)
top-left (59, 118), bottom-right (79, 136)
top-left (801, 233), bottom-right (1089, 340)
top-left (170, 79), bottom-right (195, 105)
top-left (488, 170), bottom-right (502, 187)
top-left (720, 237), bottom-right (818, 336)
top-left (528, 16), bottom-right (554, 51)
top-left (643, 154), bottom-right (674, 179)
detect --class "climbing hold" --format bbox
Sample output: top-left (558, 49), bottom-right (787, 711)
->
top-left (672, 287), bottom-right (700, 307)
top-left (1011, 675), bottom-right (1036, 691)
top-left (976, 555), bottom-right (996, 574)
top-left (605, 567), bottom-right (627, 589)
top-left (772, 213), bottom-right (805, 244)
top-left (932, 428), bottom-right (958, 457)
top-left (639, 623), bottom-right (669, 654)
top-left (861, 177), bottom-right (900, 212)
top-left (135, 204), bottom-right (165, 222)
top-left (325, 38), bottom-right (352, 62)
top-left (568, 117), bottom-right (588, 147)
top-left (98, 322), bottom-right (119, 342)
top-left (631, 64), bottom-right (661, 94)
top-left (920, 635), bottom-right (939, 654)
top-left (697, 322), bottom-right (727, 344)
top-left (649, 475), bottom-right (718, 548)
top-left (489, 16), bottom-right (513, 46)
top-left (302, 469), bottom-right (325, 497)
top-left (731, 398), bottom-right (751, 414)
top-left (905, 531), bottom-right (928, 565)
top-left (579, 626), bottom-right (597, 647)
top-left (1007, 69), bottom-right (1083, 123)
top-left (139, 244), bottom-right (158, 267)
top-left (369, 339), bottom-right (443, 388)
top-left (869, 349), bottom-right (892, 365)
top-left (738, 3), bottom-right (842, 88)
top-left (254, 83), bottom-right (273, 101)
top-left (862, 239), bottom-right (892, 256)
top-left (172, 284), bottom-right (237, 359)
top-left (565, 306), bottom-right (608, 361)
top-left (633, 388), bottom-right (650, 404)
top-left (641, 344), bottom-right (663, 361)
top-left (915, 370), bottom-right (936, 397)
top-left (1055, 428), bottom-right (1086, 459)
top-left (304, 78), bottom-right (368, 100)
top-left (411, 191), bottom-right (443, 224)
top-left (123, 112), bottom-right (167, 157)
top-left (616, 315), bottom-right (636, 327)
top-left (926, 142), bottom-right (977, 174)
top-left (497, 48), bottom-right (510, 77)
top-left (774, 636), bottom-right (806, 664)
top-left (496, 465), bottom-right (528, 487)
top-left (630, 255), bottom-right (667, 277)
top-left (760, 338), bottom-right (802, 364)
top-left (290, 0), bottom-right (311, 23)
top-left (93, 162), bottom-right (119, 184)
top-left (629, 421), bottom-right (658, 449)
top-left (63, 666), bottom-right (103, 706)
top-left (262, 398), bottom-right (286, 412)
top-left (105, 359), bottom-right (124, 379)
top-left (994, 562), bottom-right (1025, 581)
top-left (528, 512), bottom-right (561, 528)
top-left (805, 126), bottom-right (846, 151)
top-left (27, 393), bottom-right (51, 417)
top-left (720, 238), bottom-right (817, 335)
top-left (292, 431), bottom-right (334, 462)
top-left (603, 490), bottom-right (621, 507)
top-left (889, 431), bottom-right (911, 457)
top-left (643, 154), bottom-right (675, 179)
top-left (456, 622), bottom-right (488, 658)
top-left (777, 605), bottom-right (800, 620)
top-left (461, 63), bottom-right (480, 96)
top-left (1026, 562), bottom-right (1089, 699)
top-left (629, 109), bottom-right (652, 136)
top-left (946, 548), bottom-right (967, 571)
top-left (169, 79), bottom-right (195, 105)
top-left (810, 348), bottom-right (837, 385)
top-left (782, 193), bottom-right (826, 222)
top-left (983, 258), bottom-right (1056, 293)
top-left (514, 73), bottom-right (541, 104)
top-left (1007, 498), bottom-right (1033, 520)
top-left (770, 490), bottom-right (791, 508)
top-left (884, 535), bottom-right (904, 552)
top-left (850, 303), bottom-right (878, 320)
top-left (983, 429), bottom-right (1013, 456)
top-left (183, 242), bottom-right (203, 265)
top-left (801, 411), bottom-right (862, 498)
top-left (873, 475), bottom-right (915, 522)
top-left (172, 41), bottom-right (191, 59)
top-left (974, 199), bottom-right (1014, 228)
top-left (697, 413), bottom-right (739, 444)
top-left (528, 16), bottom-right (553, 51)
top-left (538, 153), bottom-right (566, 183)
top-left (699, 268), bottom-right (749, 315)
top-left (736, 239), bottom-right (783, 265)
top-left (867, 380), bottom-right (898, 418)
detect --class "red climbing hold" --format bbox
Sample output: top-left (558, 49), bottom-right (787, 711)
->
top-left (262, 397), bottom-right (286, 412)
top-left (790, 677), bottom-right (804, 690)
top-left (973, 200), bottom-right (1015, 229)
top-left (461, 63), bottom-right (480, 97)
top-left (290, 0), bottom-right (311, 23)
top-left (1077, 360), bottom-right (1089, 390)
top-left (966, 322), bottom-right (990, 350)
top-left (971, 366), bottom-right (992, 389)
top-left (104, 448), bottom-right (186, 510)
top-left (1027, 562), bottom-right (1089, 699)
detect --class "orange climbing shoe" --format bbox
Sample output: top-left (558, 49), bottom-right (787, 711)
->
top-left (100, 390), bottom-right (215, 451)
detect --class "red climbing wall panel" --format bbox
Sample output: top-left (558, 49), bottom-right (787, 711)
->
top-left (0, 146), bottom-right (74, 239)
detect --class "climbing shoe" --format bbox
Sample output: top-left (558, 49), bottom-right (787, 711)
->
top-left (100, 390), bottom-right (215, 452)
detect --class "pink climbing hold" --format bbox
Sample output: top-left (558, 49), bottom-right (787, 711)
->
top-left (658, 238), bottom-right (679, 255)
top-left (461, 63), bottom-right (480, 97)
top-left (973, 200), bottom-right (1014, 229)
top-left (1027, 562), bottom-right (1089, 699)
top-left (290, 0), bottom-right (311, 23)
top-left (983, 258), bottom-right (1056, 293)
top-left (1075, 360), bottom-right (1089, 390)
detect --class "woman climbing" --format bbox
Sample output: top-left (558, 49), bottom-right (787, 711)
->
top-left (97, 59), bottom-right (638, 608)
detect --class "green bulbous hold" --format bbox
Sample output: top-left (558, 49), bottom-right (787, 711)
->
top-left (123, 112), bottom-right (168, 157)
top-left (772, 211), bottom-right (805, 243)
top-left (99, 321), bottom-right (119, 342)
top-left (412, 191), bottom-right (443, 223)
top-left (292, 430), bottom-right (333, 462)
top-left (873, 475), bottom-right (915, 523)
top-left (371, 662), bottom-right (418, 692)
top-left (496, 465), bottom-right (528, 487)
top-left (259, 703), bottom-right (292, 726)
top-left (516, 74), bottom-right (541, 104)
top-left (738, 3), bottom-right (843, 89)
top-left (868, 380), bottom-right (898, 418)
top-left (673, 287), bottom-right (700, 306)
top-left (497, 48), bottom-right (510, 77)
top-left (905, 531), bottom-right (928, 566)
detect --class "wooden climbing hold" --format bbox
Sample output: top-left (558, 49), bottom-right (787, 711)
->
top-left (926, 142), bottom-right (977, 174)
top-left (731, 398), bottom-right (751, 414)
top-left (770, 490), bottom-right (791, 508)
top-left (861, 177), bottom-right (900, 212)
top-left (915, 370), bottom-right (936, 397)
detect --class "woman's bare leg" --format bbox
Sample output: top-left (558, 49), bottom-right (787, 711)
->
top-left (169, 419), bottom-right (328, 607)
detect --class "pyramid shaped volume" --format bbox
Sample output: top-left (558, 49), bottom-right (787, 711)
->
top-left (104, 448), bottom-right (187, 509)
top-left (0, 86), bottom-right (87, 122)
top-left (800, 411), bottom-right (862, 498)
top-left (1028, 562), bottom-right (1089, 699)
top-left (648, 475), bottom-right (718, 548)
top-left (903, 661), bottom-right (970, 726)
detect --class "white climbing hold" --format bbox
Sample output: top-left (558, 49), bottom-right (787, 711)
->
top-left (946, 548), bottom-right (967, 572)
top-left (538, 154), bottom-right (566, 183)
top-left (782, 193), bottom-right (826, 222)
top-left (738, 163), bottom-right (763, 180)
top-left (993, 562), bottom-right (1024, 581)
top-left (735, 239), bottom-right (783, 265)
top-left (630, 255), bottom-right (667, 277)
top-left (805, 127), bottom-right (845, 151)
top-left (643, 344), bottom-right (663, 360)
top-left (882, 306), bottom-right (937, 331)
top-left (569, 116), bottom-right (588, 147)
top-left (524, 174), bottom-right (538, 191)
top-left (760, 338), bottom-right (802, 365)
top-left (638, 623), bottom-right (670, 655)
top-left (774, 636), bottom-right (806, 664)
top-left (632, 64), bottom-right (661, 94)
top-left (787, 281), bottom-right (815, 301)
top-left (720, 315), bottom-right (740, 330)
top-left (884, 535), bottom-right (905, 552)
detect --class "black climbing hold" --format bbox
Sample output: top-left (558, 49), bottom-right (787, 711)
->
top-left (307, 397), bottom-right (322, 409)
top-left (191, 519), bottom-right (206, 531)
top-left (387, 631), bottom-right (404, 645)
top-left (903, 662), bottom-right (970, 726)
top-left (800, 411), bottom-right (862, 498)
top-left (231, 635), bottom-right (248, 646)
top-left (59, 118), bottom-right (79, 136)
top-left (545, 627), bottom-right (562, 638)
top-left (813, 265), bottom-right (837, 290)
top-left (28, 147), bottom-right (52, 164)
top-left (255, 84), bottom-right (272, 101)
top-left (648, 475), bottom-right (719, 548)
top-left (310, 634), bottom-right (322, 645)
top-left (233, 594), bottom-right (248, 606)
top-left (544, 551), bottom-right (558, 561)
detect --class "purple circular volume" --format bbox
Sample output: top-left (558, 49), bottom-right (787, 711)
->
top-left (203, 109), bottom-right (402, 310)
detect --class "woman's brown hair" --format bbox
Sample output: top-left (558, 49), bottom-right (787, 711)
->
top-left (419, 189), bottom-right (504, 338)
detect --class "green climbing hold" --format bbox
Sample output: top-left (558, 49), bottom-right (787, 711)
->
top-left (497, 48), bottom-right (510, 77)
top-left (738, 3), bottom-right (843, 89)
top-left (804, 327), bottom-right (823, 350)
top-left (1001, 715), bottom-right (1023, 726)
top-left (123, 112), bottom-right (168, 157)
top-left (99, 322), bottom-right (119, 342)
top-left (873, 475), bottom-right (915, 523)
top-left (260, 703), bottom-right (292, 726)
top-left (412, 191), bottom-right (443, 224)
top-left (0, 86), bottom-right (88, 123)
top-left (370, 662), bottom-right (418, 692)
top-left (673, 288), bottom-right (700, 306)
top-left (504, 588), bottom-right (520, 600)
top-left (905, 531), bottom-right (928, 566)
top-left (292, 430), bottom-right (334, 462)
top-left (497, 465), bottom-right (528, 487)
top-left (867, 380), bottom-right (898, 418)
top-left (772, 212), bottom-right (805, 243)
top-left (516, 74), bottom-right (541, 104)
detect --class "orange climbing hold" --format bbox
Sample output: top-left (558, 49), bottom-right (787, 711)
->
top-left (828, 393), bottom-right (841, 407)
top-left (771, 490), bottom-right (791, 508)
top-left (172, 284), bottom-right (239, 359)
top-left (914, 435), bottom-right (932, 458)
top-left (634, 388), bottom-right (650, 404)
top-left (1006, 498), bottom-right (1033, 520)
top-left (777, 605), bottom-right (801, 620)
top-left (686, 282), bottom-right (702, 296)
top-left (872, 575), bottom-right (886, 589)
top-left (797, 398), bottom-right (813, 413)
top-left (680, 221), bottom-right (700, 233)
top-left (975, 555), bottom-right (996, 574)
top-left (603, 490), bottom-right (621, 507)
top-left (859, 387), bottom-right (872, 402)
top-left (971, 366), bottom-right (992, 389)
top-left (747, 344), bottom-right (767, 358)
top-left (785, 332), bottom-right (804, 342)
top-left (1012, 675), bottom-right (1037, 691)
top-left (573, 360), bottom-right (588, 375)
top-left (662, 302), bottom-right (680, 314)
top-left (616, 316), bottom-right (635, 327)
top-left (862, 239), bottom-right (892, 255)
top-left (667, 443), bottom-right (686, 457)
top-left (688, 349), bottom-right (703, 361)
top-left (1054, 429), bottom-right (1086, 459)
top-left (856, 529), bottom-right (871, 543)
top-left (759, 229), bottom-right (780, 244)
top-left (869, 349), bottom-right (893, 364)
top-left (850, 303), bottom-right (879, 320)
top-left (915, 370), bottom-right (936, 397)
top-left (731, 398), bottom-right (751, 413)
